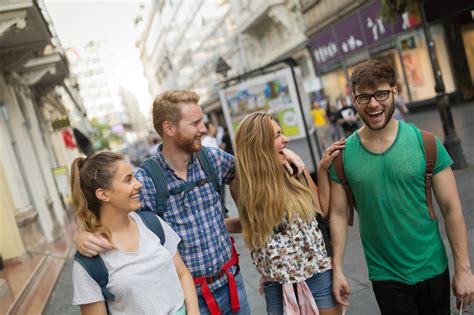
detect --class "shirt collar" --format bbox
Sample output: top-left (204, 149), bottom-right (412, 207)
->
top-left (156, 144), bottom-right (198, 170)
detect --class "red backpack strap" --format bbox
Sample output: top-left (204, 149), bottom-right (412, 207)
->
top-left (333, 153), bottom-right (355, 226)
top-left (421, 130), bottom-right (437, 220)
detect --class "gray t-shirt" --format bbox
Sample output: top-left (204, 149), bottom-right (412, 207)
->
top-left (73, 212), bottom-right (184, 314)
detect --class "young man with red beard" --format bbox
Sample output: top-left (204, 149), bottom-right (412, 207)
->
top-left (74, 90), bottom-right (305, 314)
top-left (328, 59), bottom-right (474, 314)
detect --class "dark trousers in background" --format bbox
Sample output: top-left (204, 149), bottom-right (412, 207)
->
top-left (372, 268), bottom-right (450, 315)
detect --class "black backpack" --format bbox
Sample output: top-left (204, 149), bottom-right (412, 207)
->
top-left (74, 211), bottom-right (165, 313)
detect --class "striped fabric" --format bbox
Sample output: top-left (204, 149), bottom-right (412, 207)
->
top-left (134, 145), bottom-right (236, 291)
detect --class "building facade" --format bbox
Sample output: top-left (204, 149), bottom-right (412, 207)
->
top-left (302, 0), bottom-right (473, 107)
top-left (137, 0), bottom-right (244, 126)
top-left (0, 0), bottom-right (88, 262)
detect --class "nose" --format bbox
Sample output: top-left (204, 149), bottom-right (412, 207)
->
top-left (367, 95), bottom-right (379, 107)
top-left (282, 135), bottom-right (289, 145)
top-left (134, 178), bottom-right (143, 190)
top-left (199, 121), bottom-right (207, 134)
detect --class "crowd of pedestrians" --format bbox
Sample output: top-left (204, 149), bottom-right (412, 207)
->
top-left (70, 60), bottom-right (474, 315)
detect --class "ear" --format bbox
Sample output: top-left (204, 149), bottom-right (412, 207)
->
top-left (351, 94), bottom-right (357, 107)
top-left (96, 188), bottom-right (110, 202)
top-left (162, 120), bottom-right (176, 137)
top-left (392, 85), bottom-right (399, 97)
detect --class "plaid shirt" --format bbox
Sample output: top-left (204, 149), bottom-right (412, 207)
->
top-left (134, 145), bottom-right (236, 291)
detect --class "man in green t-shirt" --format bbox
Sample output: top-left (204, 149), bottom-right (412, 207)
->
top-left (329, 59), bottom-right (474, 314)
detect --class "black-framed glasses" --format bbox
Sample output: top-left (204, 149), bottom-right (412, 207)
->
top-left (354, 89), bottom-right (393, 105)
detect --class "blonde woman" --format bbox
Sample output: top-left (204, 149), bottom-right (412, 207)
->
top-left (233, 113), bottom-right (345, 315)
top-left (70, 152), bottom-right (199, 315)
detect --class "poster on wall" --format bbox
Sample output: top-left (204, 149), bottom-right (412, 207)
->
top-left (218, 67), bottom-right (306, 141)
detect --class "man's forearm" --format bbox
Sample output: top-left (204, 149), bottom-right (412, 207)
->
top-left (317, 166), bottom-right (330, 216)
top-left (330, 211), bottom-right (348, 273)
top-left (444, 207), bottom-right (471, 273)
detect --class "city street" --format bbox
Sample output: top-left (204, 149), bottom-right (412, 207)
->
top-left (45, 102), bottom-right (474, 315)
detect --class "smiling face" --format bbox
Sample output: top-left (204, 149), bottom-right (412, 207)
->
top-left (353, 83), bottom-right (397, 131)
top-left (271, 120), bottom-right (289, 165)
top-left (174, 102), bottom-right (207, 153)
top-left (104, 160), bottom-right (143, 212)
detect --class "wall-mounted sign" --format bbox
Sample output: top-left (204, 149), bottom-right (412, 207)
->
top-left (219, 68), bottom-right (306, 141)
top-left (310, 0), bottom-right (421, 66)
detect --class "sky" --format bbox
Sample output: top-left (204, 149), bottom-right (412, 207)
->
top-left (43, 0), bottom-right (153, 115)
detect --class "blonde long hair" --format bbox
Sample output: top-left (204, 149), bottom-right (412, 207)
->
top-left (70, 152), bottom-right (123, 243)
top-left (235, 113), bottom-right (316, 250)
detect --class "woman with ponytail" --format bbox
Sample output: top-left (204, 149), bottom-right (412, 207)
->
top-left (233, 113), bottom-right (345, 315)
top-left (70, 152), bottom-right (199, 315)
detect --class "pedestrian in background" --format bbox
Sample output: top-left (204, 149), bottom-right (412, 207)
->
top-left (201, 122), bottom-right (219, 148)
top-left (326, 99), bottom-right (342, 142)
top-left (74, 90), bottom-right (305, 314)
top-left (393, 82), bottom-right (409, 121)
top-left (336, 96), bottom-right (360, 137)
top-left (231, 112), bottom-right (345, 315)
top-left (311, 100), bottom-right (330, 150)
top-left (329, 59), bottom-right (474, 314)
top-left (70, 152), bottom-right (198, 315)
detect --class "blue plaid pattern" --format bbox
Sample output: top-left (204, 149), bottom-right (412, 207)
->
top-left (135, 145), bottom-right (237, 291)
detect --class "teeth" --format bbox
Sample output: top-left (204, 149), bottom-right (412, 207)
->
top-left (369, 111), bottom-right (383, 116)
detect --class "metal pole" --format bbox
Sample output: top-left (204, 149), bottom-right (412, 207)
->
top-left (418, 0), bottom-right (467, 169)
top-left (288, 65), bottom-right (319, 173)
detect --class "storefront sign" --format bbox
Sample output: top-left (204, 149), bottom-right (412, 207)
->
top-left (310, 0), bottom-right (421, 66)
top-left (335, 12), bottom-right (365, 55)
top-left (360, 1), bottom-right (394, 44)
top-left (311, 28), bottom-right (339, 66)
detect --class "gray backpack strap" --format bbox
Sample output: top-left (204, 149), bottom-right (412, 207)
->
top-left (137, 211), bottom-right (166, 245)
top-left (196, 147), bottom-right (221, 193)
top-left (74, 252), bottom-right (114, 314)
top-left (139, 157), bottom-right (169, 218)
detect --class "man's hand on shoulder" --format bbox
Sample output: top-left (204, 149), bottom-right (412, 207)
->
top-left (74, 230), bottom-right (112, 257)
top-left (282, 148), bottom-right (305, 176)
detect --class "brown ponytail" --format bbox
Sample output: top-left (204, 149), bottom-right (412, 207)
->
top-left (70, 151), bottom-right (123, 243)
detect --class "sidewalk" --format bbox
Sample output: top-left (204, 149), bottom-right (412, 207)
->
top-left (0, 224), bottom-right (75, 315)
top-left (43, 103), bottom-right (474, 314)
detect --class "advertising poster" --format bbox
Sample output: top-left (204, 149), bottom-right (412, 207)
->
top-left (218, 67), bottom-right (306, 141)
top-left (53, 166), bottom-right (71, 204)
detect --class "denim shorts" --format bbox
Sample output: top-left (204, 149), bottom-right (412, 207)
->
top-left (263, 270), bottom-right (336, 314)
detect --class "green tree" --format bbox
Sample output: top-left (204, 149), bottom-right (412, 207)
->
top-left (380, 0), bottom-right (419, 23)
top-left (90, 118), bottom-right (122, 151)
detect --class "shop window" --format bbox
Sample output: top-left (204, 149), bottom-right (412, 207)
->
top-left (461, 23), bottom-right (474, 85)
top-left (321, 69), bottom-right (347, 107)
top-left (296, 56), bottom-right (310, 78)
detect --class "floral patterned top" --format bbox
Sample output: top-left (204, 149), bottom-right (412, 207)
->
top-left (251, 215), bottom-right (331, 284)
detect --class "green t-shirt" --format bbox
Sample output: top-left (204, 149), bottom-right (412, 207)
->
top-left (329, 121), bottom-right (453, 284)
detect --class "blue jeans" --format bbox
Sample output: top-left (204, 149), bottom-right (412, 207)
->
top-left (198, 273), bottom-right (250, 314)
top-left (263, 270), bottom-right (336, 315)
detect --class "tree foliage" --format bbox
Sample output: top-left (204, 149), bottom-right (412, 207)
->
top-left (380, 0), bottom-right (420, 23)
top-left (90, 118), bottom-right (122, 150)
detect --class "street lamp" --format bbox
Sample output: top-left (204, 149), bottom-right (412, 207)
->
top-left (383, 0), bottom-right (468, 169)
top-left (215, 57), bottom-right (231, 79)
top-left (417, 0), bottom-right (468, 169)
